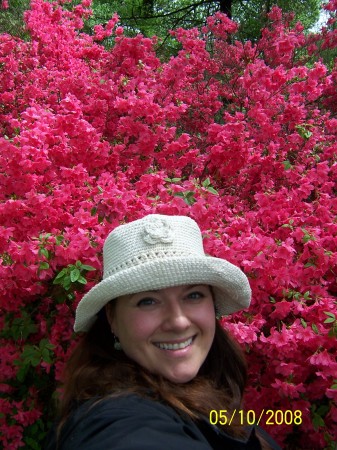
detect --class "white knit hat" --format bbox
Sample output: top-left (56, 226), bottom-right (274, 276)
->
top-left (74, 214), bottom-right (251, 332)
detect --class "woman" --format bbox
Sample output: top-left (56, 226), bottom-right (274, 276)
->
top-left (47, 214), bottom-right (281, 449)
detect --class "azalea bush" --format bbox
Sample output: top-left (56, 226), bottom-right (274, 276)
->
top-left (0, 0), bottom-right (337, 448)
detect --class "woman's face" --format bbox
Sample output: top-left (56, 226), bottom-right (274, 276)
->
top-left (106, 284), bottom-right (216, 384)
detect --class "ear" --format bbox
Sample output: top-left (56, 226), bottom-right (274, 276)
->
top-left (105, 302), bottom-right (117, 334)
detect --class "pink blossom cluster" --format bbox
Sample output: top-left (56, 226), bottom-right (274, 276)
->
top-left (1, 0), bottom-right (9, 9)
top-left (0, 1), bottom-right (337, 448)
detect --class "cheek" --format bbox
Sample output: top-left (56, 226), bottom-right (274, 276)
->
top-left (119, 312), bottom-right (157, 342)
top-left (197, 304), bottom-right (216, 341)
top-left (196, 300), bottom-right (216, 324)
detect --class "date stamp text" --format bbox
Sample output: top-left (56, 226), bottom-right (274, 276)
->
top-left (209, 409), bottom-right (302, 426)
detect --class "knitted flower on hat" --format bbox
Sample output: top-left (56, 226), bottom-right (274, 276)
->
top-left (142, 216), bottom-right (174, 245)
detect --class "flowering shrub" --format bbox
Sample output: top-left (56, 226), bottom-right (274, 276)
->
top-left (0, 1), bottom-right (337, 448)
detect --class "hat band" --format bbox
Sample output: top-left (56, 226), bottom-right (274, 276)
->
top-left (104, 249), bottom-right (200, 279)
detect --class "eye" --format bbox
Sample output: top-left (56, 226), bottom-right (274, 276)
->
top-left (137, 297), bottom-right (157, 307)
top-left (186, 291), bottom-right (204, 301)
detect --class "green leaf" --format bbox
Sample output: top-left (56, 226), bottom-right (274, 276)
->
top-left (16, 364), bottom-right (30, 383)
top-left (184, 191), bottom-right (196, 204)
top-left (81, 264), bottom-right (96, 271)
top-left (311, 403), bottom-right (328, 430)
top-left (40, 233), bottom-right (52, 240)
top-left (55, 235), bottom-right (64, 245)
top-left (17, 345), bottom-right (41, 368)
top-left (62, 276), bottom-right (72, 290)
top-left (312, 414), bottom-right (325, 429)
top-left (53, 268), bottom-right (67, 284)
top-left (282, 160), bottom-right (292, 170)
top-left (164, 176), bottom-right (182, 183)
top-left (315, 404), bottom-right (329, 416)
top-left (21, 345), bottom-right (37, 360)
top-left (41, 348), bottom-right (53, 364)
top-left (202, 177), bottom-right (211, 187)
top-left (296, 124), bottom-right (313, 140)
top-left (201, 178), bottom-right (218, 195)
top-left (324, 311), bottom-right (336, 319)
top-left (70, 268), bottom-right (80, 282)
top-left (300, 318), bottom-right (307, 328)
top-left (282, 220), bottom-right (294, 229)
top-left (77, 275), bottom-right (87, 285)
top-left (302, 229), bottom-right (316, 243)
top-left (311, 323), bottom-right (319, 334)
top-left (328, 324), bottom-right (337, 338)
top-left (324, 317), bottom-right (336, 324)
top-left (3, 312), bottom-right (38, 340)
top-left (304, 262), bottom-right (316, 268)
top-left (39, 248), bottom-right (49, 259)
top-left (24, 437), bottom-right (41, 450)
top-left (39, 338), bottom-right (50, 348)
top-left (207, 186), bottom-right (218, 195)
top-left (31, 356), bottom-right (41, 367)
top-left (39, 262), bottom-right (50, 270)
top-left (324, 311), bottom-right (336, 326)
top-left (173, 191), bottom-right (196, 205)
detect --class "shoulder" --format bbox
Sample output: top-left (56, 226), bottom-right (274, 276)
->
top-left (73, 393), bottom-right (175, 418)
top-left (46, 395), bottom-right (282, 450)
top-left (47, 394), bottom-right (212, 450)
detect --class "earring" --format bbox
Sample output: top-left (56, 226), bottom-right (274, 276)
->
top-left (215, 304), bottom-right (221, 320)
top-left (113, 334), bottom-right (122, 351)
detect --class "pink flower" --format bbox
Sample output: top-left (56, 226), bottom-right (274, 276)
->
top-left (309, 349), bottom-right (336, 366)
top-left (271, 379), bottom-right (306, 398)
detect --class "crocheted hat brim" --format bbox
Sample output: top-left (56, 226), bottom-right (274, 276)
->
top-left (74, 255), bottom-right (251, 332)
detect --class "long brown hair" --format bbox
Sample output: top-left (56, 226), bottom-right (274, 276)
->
top-left (57, 307), bottom-right (248, 436)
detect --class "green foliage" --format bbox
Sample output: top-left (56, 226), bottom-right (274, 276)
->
top-left (24, 419), bottom-right (49, 450)
top-left (2, 311), bottom-right (38, 341)
top-left (174, 190), bottom-right (197, 205)
top-left (87, 0), bottom-right (322, 56)
top-left (0, 257), bottom-right (97, 448)
top-left (282, 160), bottom-right (293, 170)
top-left (168, 177), bottom-right (218, 205)
top-left (14, 339), bottom-right (55, 382)
top-left (324, 312), bottom-right (337, 337)
top-left (0, 0), bottom-right (323, 55)
top-left (296, 124), bottom-right (314, 140)
top-left (0, 0), bottom-right (30, 39)
top-left (201, 177), bottom-right (218, 195)
top-left (311, 403), bottom-right (329, 430)
top-left (234, 0), bottom-right (321, 41)
top-left (53, 261), bottom-right (96, 292)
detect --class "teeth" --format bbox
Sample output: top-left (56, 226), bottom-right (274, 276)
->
top-left (155, 337), bottom-right (193, 350)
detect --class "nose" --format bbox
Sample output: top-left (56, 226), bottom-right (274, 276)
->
top-left (161, 300), bottom-right (191, 332)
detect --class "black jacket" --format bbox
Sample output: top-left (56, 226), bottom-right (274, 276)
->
top-left (46, 394), bottom-right (282, 450)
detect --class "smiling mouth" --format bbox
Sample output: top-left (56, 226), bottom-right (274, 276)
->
top-left (154, 336), bottom-right (195, 351)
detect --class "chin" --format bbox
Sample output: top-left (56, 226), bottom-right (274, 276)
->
top-left (164, 371), bottom-right (198, 384)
